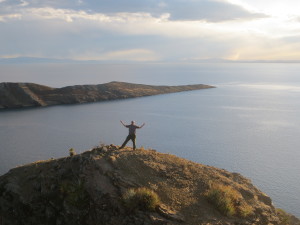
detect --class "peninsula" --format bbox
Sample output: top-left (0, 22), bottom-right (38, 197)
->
top-left (0, 82), bottom-right (214, 109)
top-left (0, 145), bottom-right (299, 225)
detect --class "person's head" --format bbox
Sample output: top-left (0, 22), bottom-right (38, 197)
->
top-left (131, 121), bottom-right (135, 125)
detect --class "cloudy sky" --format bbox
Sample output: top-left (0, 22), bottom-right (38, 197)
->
top-left (1, 0), bottom-right (300, 62)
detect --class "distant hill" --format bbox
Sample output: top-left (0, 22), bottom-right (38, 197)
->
top-left (0, 57), bottom-right (78, 64)
top-left (0, 145), bottom-right (299, 225)
top-left (1, 57), bottom-right (300, 64)
top-left (0, 81), bottom-right (215, 109)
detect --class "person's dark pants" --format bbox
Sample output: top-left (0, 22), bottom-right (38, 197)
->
top-left (120, 134), bottom-right (136, 150)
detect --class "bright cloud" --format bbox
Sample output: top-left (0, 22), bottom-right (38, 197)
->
top-left (1, 0), bottom-right (300, 61)
top-left (0, 13), bottom-right (21, 21)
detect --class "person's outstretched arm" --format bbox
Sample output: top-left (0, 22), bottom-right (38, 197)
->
top-left (120, 120), bottom-right (127, 127)
top-left (139, 123), bottom-right (145, 128)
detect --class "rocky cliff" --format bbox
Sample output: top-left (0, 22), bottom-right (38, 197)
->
top-left (0, 145), bottom-right (299, 225)
top-left (0, 82), bottom-right (214, 109)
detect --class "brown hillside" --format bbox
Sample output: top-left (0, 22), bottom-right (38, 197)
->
top-left (0, 145), bottom-right (299, 225)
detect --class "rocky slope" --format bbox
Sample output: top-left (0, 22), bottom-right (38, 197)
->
top-left (0, 82), bottom-right (214, 109)
top-left (0, 145), bottom-right (299, 225)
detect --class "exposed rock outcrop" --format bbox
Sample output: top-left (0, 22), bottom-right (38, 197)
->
top-left (0, 145), bottom-right (299, 225)
top-left (0, 82), bottom-right (215, 109)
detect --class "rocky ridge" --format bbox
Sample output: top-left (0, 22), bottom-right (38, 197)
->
top-left (0, 145), bottom-right (299, 225)
top-left (0, 82), bottom-right (214, 109)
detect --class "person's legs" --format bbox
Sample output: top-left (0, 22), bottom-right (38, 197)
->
top-left (120, 135), bottom-right (131, 149)
top-left (131, 134), bottom-right (136, 150)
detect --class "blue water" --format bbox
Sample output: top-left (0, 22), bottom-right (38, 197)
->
top-left (0, 63), bottom-right (300, 217)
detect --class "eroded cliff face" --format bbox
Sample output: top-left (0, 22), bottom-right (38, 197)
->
top-left (0, 145), bottom-right (298, 225)
top-left (0, 83), bottom-right (51, 108)
top-left (0, 82), bottom-right (215, 109)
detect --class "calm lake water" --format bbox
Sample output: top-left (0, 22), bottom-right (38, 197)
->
top-left (0, 63), bottom-right (300, 217)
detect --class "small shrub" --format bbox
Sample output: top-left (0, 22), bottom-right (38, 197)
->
top-left (60, 179), bottom-right (89, 209)
top-left (69, 148), bottom-right (76, 156)
top-left (123, 187), bottom-right (160, 211)
top-left (238, 202), bottom-right (253, 218)
top-left (205, 183), bottom-right (253, 218)
top-left (206, 186), bottom-right (236, 216)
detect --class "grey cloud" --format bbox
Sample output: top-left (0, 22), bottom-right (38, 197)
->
top-left (0, 0), bottom-right (31, 10)
top-left (80, 0), bottom-right (268, 22)
top-left (165, 0), bottom-right (267, 22)
top-left (0, 14), bottom-right (233, 61)
top-left (0, 17), bottom-right (160, 58)
top-left (0, 0), bottom-right (267, 22)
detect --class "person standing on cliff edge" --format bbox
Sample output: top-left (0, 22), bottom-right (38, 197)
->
top-left (119, 120), bottom-right (145, 150)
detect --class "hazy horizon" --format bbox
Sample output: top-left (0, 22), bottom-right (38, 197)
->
top-left (2, 56), bottom-right (300, 64)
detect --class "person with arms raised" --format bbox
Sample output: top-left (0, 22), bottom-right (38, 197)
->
top-left (119, 120), bottom-right (145, 150)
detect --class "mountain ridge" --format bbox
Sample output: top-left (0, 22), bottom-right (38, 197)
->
top-left (0, 81), bottom-right (215, 109)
